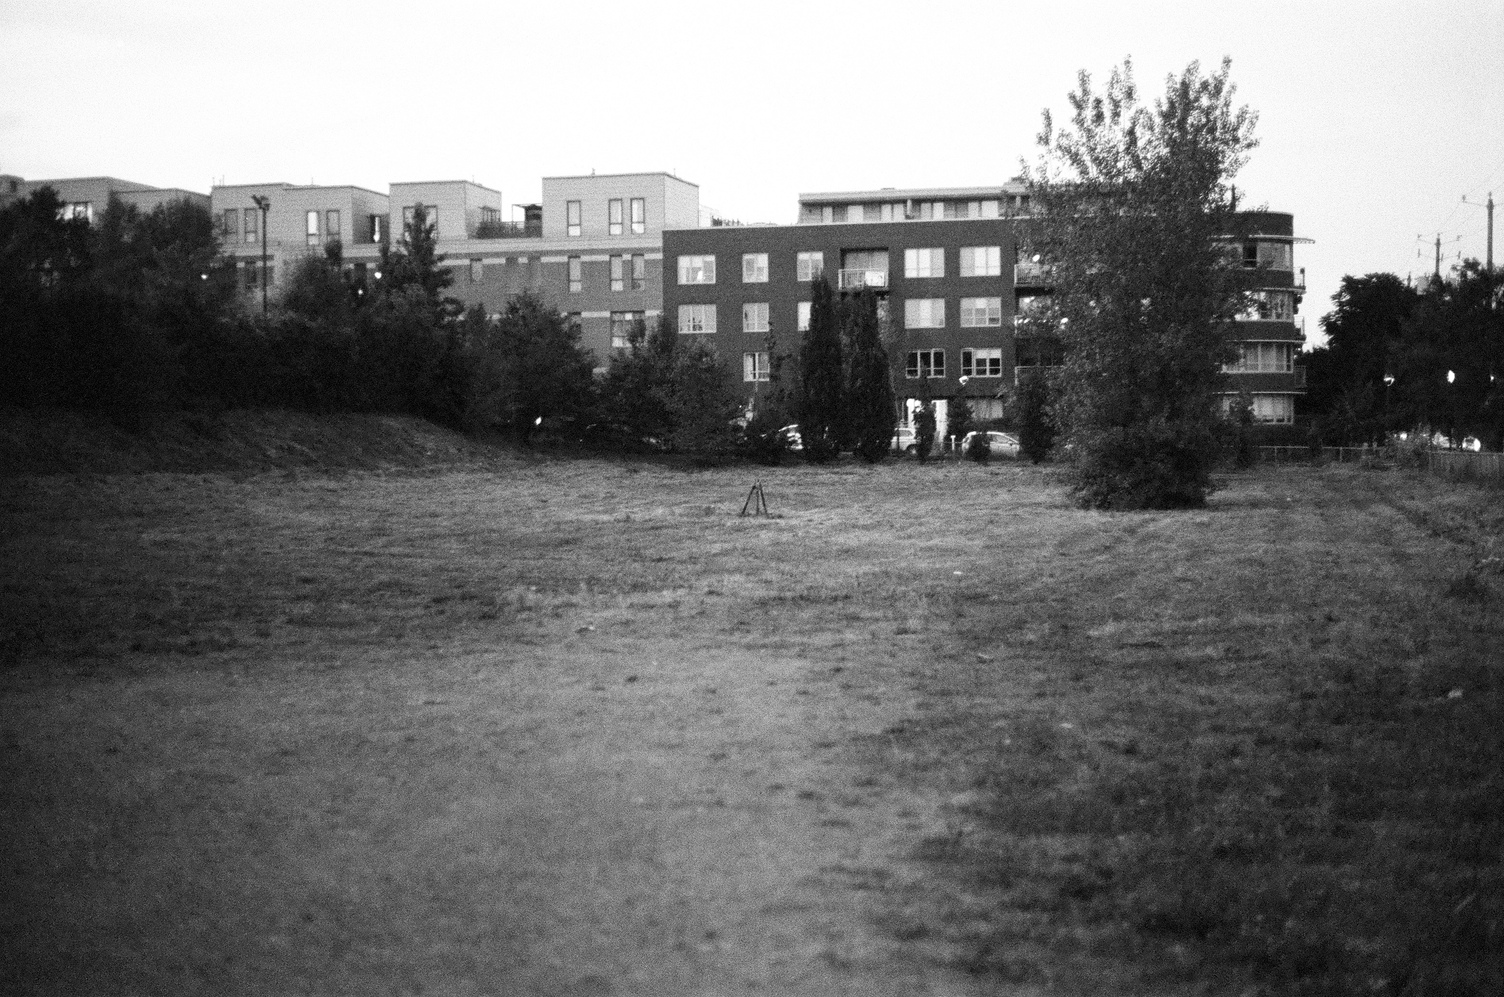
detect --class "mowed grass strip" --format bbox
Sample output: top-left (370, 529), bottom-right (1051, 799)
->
top-left (1, 457), bottom-right (1500, 995)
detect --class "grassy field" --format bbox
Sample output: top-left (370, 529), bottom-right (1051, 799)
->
top-left (2, 447), bottom-right (1500, 996)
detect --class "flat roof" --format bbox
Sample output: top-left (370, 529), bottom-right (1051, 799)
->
top-left (798, 183), bottom-right (1028, 203)
top-left (544, 171), bottom-right (698, 187)
top-left (390, 180), bottom-right (502, 194)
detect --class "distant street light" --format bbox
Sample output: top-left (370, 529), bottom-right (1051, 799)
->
top-left (250, 194), bottom-right (270, 317)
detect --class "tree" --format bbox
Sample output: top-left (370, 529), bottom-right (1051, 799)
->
top-left (798, 274), bottom-right (843, 462)
top-left (843, 288), bottom-right (895, 462)
top-left (914, 402), bottom-right (937, 463)
top-left (1027, 57), bottom-right (1259, 508)
top-left (663, 337), bottom-right (743, 459)
top-left (379, 203), bottom-right (456, 319)
top-left (1011, 367), bottom-right (1058, 463)
top-left (477, 291), bottom-right (597, 444)
top-left (597, 314), bottom-right (677, 444)
top-left (1308, 273), bottom-right (1417, 442)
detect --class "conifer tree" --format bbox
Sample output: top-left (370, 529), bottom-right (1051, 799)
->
top-left (843, 288), bottom-right (895, 462)
top-left (798, 274), bottom-right (843, 462)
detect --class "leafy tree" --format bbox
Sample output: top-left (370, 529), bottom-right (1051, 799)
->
top-left (597, 314), bottom-right (677, 444)
top-left (947, 396), bottom-right (974, 449)
top-left (1392, 263), bottom-right (1502, 449)
top-left (843, 288), bottom-right (895, 462)
top-left (663, 337), bottom-right (743, 459)
top-left (1226, 389), bottom-right (1257, 468)
top-left (1308, 273), bottom-right (1417, 442)
top-left (1011, 367), bottom-right (1058, 463)
top-left (475, 290), bottom-right (596, 444)
top-left (1027, 57), bottom-right (1259, 508)
top-left (798, 274), bottom-right (843, 462)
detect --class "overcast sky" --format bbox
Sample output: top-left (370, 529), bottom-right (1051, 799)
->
top-left (4, 0), bottom-right (1501, 346)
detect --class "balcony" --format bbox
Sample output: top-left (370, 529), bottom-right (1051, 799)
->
top-left (1293, 267), bottom-right (1306, 291)
top-left (1014, 262), bottom-right (1053, 288)
top-left (837, 268), bottom-right (889, 292)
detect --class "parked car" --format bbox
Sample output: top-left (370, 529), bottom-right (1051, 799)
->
top-left (775, 424), bottom-right (803, 451)
top-left (891, 425), bottom-right (918, 453)
top-left (961, 430), bottom-right (1021, 457)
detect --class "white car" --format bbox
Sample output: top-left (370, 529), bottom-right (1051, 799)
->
top-left (961, 430), bottom-right (1021, 457)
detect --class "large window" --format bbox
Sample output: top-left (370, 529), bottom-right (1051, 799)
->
top-left (610, 255), bottom-right (625, 292)
top-left (1238, 290), bottom-right (1295, 322)
top-left (796, 252), bottom-right (824, 281)
top-left (220, 209), bottom-right (238, 238)
top-left (961, 348), bottom-right (1003, 378)
top-left (306, 210), bottom-right (320, 245)
top-left (678, 304), bottom-right (716, 334)
top-left (566, 200), bottom-right (582, 237)
top-left (743, 253), bottom-right (769, 283)
top-left (743, 352), bottom-right (770, 382)
top-left (60, 201), bottom-right (93, 223)
top-left (325, 210), bottom-right (340, 243)
top-left (959, 246), bottom-right (1002, 276)
top-left (743, 302), bottom-right (769, 333)
top-left (1224, 393), bottom-right (1294, 424)
top-left (631, 254), bottom-right (646, 290)
top-left (608, 198), bottom-right (624, 236)
top-left (677, 255), bottom-right (716, 284)
top-left (1223, 342), bottom-right (1295, 373)
top-left (567, 255), bottom-right (583, 293)
top-left (905, 298), bottom-right (945, 329)
top-left (797, 301), bottom-right (811, 332)
top-left (630, 197), bottom-right (646, 234)
top-left (904, 248), bottom-right (944, 278)
top-left (959, 297), bottom-right (1002, 327)
top-left (610, 311), bottom-right (644, 349)
top-left (243, 207), bottom-right (258, 243)
top-left (906, 349), bottom-right (945, 379)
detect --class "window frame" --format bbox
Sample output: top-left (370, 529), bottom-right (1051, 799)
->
top-left (906, 349), bottom-right (946, 379)
top-left (904, 298), bottom-right (946, 329)
top-left (742, 301), bottom-right (770, 333)
top-left (743, 351), bottom-right (770, 382)
top-left (567, 255), bottom-right (583, 293)
top-left (797, 301), bottom-right (811, 332)
top-left (677, 255), bottom-right (716, 285)
top-left (961, 348), bottom-right (1004, 378)
top-left (608, 198), bottom-right (624, 236)
top-left (630, 197), bottom-right (645, 235)
top-left (958, 246), bottom-right (1003, 277)
top-left (742, 253), bottom-right (769, 283)
top-left (677, 303), bottom-right (717, 334)
top-left (566, 200), bottom-right (582, 237)
top-left (631, 254), bottom-right (646, 290)
top-left (959, 296), bottom-right (1003, 327)
top-left (904, 247), bottom-right (944, 279)
top-left (610, 254), bottom-right (625, 292)
top-left (796, 252), bottom-right (824, 282)
top-left (243, 207), bottom-right (258, 244)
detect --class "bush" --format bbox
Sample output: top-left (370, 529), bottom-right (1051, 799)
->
top-left (967, 433), bottom-right (991, 463)
top-left (1071, 418), bottom-right (1220, 510)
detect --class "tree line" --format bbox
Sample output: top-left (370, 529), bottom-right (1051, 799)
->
top-left (0, 189), bottom-right (919, 462)
top-left (1301, 265), bottom-right (1503, 451)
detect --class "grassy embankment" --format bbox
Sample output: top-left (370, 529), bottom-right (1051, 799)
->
top-left (2, 414), bottom-right (1500, 995)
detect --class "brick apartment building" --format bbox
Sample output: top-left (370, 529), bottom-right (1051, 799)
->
top-left (663, 186), bottom-right (1307, 435)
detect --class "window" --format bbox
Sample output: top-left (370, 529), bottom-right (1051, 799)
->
top-left (880, 203), bottom-right (902, 222)
top-left (742, 253), bottom-right (769, 283)
top-left (610, 255), bottom-right (624, 292)
top-left (678, 304), bottom-right (716, 334)
top-left (220, 209), bottom-right (238, 238)
top-left (904, 248), bottom-right (944, 278)
top-left (1224, 393), bottom-right (1294, 424)
top-left (306, 210), bottom-right (320, 245)
top-left (631, 254), bottom-right (646, 290)
top-left (960, 297), bottom-right (1002, 327)
top-left (743, 302), bottom-right (769, 333)
top-left (608, 198), bottom-right (623, 236)
top-left (821, 205), bottom-right (835, 223)
top-left (905, 298), bottom-right (945, 329)
top-left (610, 310), bottom-right (644, 349)
top-left (469, 259), bottom-right (484, 283)
top-left (797, 301), bottom-right (811, 331)
top-left (369, 214), bottom-right (385, 243)
top-left (1223, 342), bottom-right (1295, 373)
top-left (243, 207), bottom-right (258, 243)
top-left (1238, 290), bottom-right (1295, 322)
top-left (630, 197), bottom-right (645, 234)
top-left (959, 246), bottom-right (1003, 276)
top-left (743, 352), bottom-right (770, 382)
top-left (59, 201), bottom-right (93, 223)
top-left (567, 200), bottom-right (582, 237)
top-left (796, 252), bottom-right (824, 281)
top-left (961, 348), bottom-right (1004, 378)
top-left (846, 204), bottom-right (864, 223)
top-left (326, 210), bottom-right (341, 243)
top-left (677, 255), bottom-right (716, 284)
top-left (243, 259), bottom-right (259, 290)
top-left (906, 349), bottom-right (945, 379)
top-left (567, 256), bottom-right (583, 293)
top-left (1257, 241), bottom-right (1292, 270)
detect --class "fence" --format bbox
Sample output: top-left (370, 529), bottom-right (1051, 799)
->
top-left (1255, 445), bottom-right (1504, 487)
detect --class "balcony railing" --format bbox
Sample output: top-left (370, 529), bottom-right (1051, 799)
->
top-left (1293, 267), bottom-right (1307, 291)
top-left (1014, 262), bottom-right (1053, 286)
top-left (838, 268), bottom-right (889, 291)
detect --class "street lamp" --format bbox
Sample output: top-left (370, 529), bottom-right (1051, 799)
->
top-left (250, 194), bottom-right (270, 316)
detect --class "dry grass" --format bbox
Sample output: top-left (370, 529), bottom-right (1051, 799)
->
top-left (1, 449), bottom-right (1500, 996)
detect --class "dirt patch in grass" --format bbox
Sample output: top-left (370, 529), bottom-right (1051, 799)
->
top-left (1, 457), bottom-right (1500, 995)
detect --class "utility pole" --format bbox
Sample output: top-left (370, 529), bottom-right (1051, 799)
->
top-left (1463, 193), bottom-right (1494, 275)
